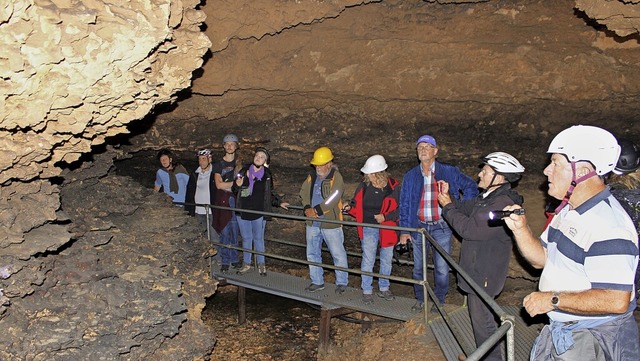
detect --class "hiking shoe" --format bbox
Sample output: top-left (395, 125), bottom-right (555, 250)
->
top-left (377, 290), bottom-right (395, 301)
top-left (258, 263), bottom-right (267, 276)
top-left (231, 262), bottom-right (242, 269)
top-left (411, 301), bottom-right (424, 313)
top-left (362, 293), bottom-right (374, 305)
top-left (305, 283), bottom-right (325, 292)
top-left (236, 264), bottom-right (252, 274)
top-left (220, 265), bottom-right (230, 274)
top-left (335, 285), bottom-right (347, 295)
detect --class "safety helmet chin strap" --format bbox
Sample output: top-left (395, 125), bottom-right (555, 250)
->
top-left (554, 161), bottom-right (597, 214)
top-left (481, 173), bottom-right (508, 195)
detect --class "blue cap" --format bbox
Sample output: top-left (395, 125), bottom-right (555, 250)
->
top-left (416, 135), bottom-right (437, 147)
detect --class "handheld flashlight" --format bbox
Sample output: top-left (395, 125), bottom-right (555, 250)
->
top-left (489, 208), bottom-right (525, 220)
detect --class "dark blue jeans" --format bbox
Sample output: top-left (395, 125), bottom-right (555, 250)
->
top-left (411, 220), bottom-right (452, 304)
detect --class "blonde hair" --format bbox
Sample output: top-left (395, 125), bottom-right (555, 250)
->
top-left (365, 171), bottom-right (389, 189)
top-left (608, 170), bottom-right (640, 190)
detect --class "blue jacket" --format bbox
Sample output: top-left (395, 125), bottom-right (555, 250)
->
top-left (399, 161), bottom-right (478, 233)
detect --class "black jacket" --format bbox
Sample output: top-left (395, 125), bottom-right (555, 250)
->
top-left (185, 168), bottom-right (216, 216)
top-left (232, 165), bottom-right (281, 220)
top-left (442, 184), bottom-right (523, 296)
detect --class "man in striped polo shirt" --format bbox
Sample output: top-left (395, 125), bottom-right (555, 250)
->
top-left (504, 125), bottom-right (639, 360)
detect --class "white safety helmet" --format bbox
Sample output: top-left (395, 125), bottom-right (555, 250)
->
top-left (483, 152), bottom-right (525, 174)
top-left (547, 125), bottom-right (620, 175)
top-left (361, 155), bottom-right (388, 174)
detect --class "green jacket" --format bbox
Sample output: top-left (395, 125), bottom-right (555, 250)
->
top-left (299, 167), bottom-right (344, 229)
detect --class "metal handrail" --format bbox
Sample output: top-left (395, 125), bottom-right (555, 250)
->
top-left (178, 200), bottom-right (516, 360)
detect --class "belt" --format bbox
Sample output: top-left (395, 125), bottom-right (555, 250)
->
top-left (419, 220), bottom-right (444, 226)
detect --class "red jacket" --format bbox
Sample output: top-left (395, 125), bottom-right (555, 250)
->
top-left (347, 177), bottom-right (401, 247)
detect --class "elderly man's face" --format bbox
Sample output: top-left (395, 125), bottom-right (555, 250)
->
top-left (198, 155), bottom-right (211, 169)
top-left (543, 154), bottom-right (573, 200)
top-left (417, 142), bottom-right (438, 164)
top-left (315, 161), bottom-right (332, 178)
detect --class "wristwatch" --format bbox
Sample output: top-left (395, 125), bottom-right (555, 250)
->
top-left (551, 291), bottom-right (560, 310)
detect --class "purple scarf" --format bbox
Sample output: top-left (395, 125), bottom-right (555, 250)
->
top-left (248, 165), bottom-right (265, 195)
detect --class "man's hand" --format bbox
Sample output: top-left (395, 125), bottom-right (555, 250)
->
top-left (502, 205), bottom-right (528, 232)
top-left (437, 180), bottom-right (452, 206)
top-left (399, 234), bottom-right (412, 245)
top-left (523, 291), bottom-right (554, 317)
top-left (304, 208), bottom-right (318, 218)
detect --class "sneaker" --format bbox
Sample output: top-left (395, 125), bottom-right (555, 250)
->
top-left (411, 301), bottom-right (424, 313)
top-left (362, 293), bottom-right (374, 305)
top-left (305, 283), bottom-right (325, 292)
top-left (220, 265), bottom-right (229, 274)
top-left (335, 285), bottom-right (347, 295)
top-left (236, 264), bottom-right (252, 274)
top-left (231, 262), bottom-right (242, 269)
top-left (258, 264), bottom-right (266, 276)
top-left (377, 290), bottom-right (395, 301)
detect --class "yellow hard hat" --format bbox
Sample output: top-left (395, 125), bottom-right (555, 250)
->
top-left (310, 146), bottom-right (334, 165)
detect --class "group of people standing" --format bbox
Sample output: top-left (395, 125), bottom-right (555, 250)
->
top-left (153, 126), bottom-right (640, 361)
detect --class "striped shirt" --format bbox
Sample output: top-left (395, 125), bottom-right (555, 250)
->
top-left (539, 188), bottom-right (639, 323)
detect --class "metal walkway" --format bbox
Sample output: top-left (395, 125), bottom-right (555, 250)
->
top-left (211, 263), bottom-right (416, 321)
top-left (430, 305), bottom-right (541, 361)
top-left (212, 262), bottom-right (544, 359)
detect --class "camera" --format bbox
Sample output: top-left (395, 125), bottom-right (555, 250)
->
top-left (488, 208), bottom-right (525, 220)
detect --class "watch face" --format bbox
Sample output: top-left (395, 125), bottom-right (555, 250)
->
top-left (551, 296), bottom-right (559, 306)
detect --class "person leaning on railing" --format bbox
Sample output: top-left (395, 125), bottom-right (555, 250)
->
top-left (438, 152), bottom-right (525, 361)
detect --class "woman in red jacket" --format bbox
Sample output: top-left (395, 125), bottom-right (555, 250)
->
top-left (344, 155), bottom-right (401, 305)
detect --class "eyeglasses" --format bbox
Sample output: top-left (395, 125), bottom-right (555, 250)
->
top-left (417, 144), bottom-right (436, 152)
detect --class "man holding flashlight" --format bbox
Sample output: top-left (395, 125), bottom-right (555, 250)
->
top-left (504, 125), bottom-right (639, 360)
top-left (438, 151), bottom-right (525, 361)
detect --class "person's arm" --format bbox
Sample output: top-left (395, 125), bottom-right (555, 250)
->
top-left (214, 172), bottom-right (233, 191)
top-left (503, 205), bottom-right (547, 268)
top-left (154, 170), bottom-right (162, 192)
top-left (522, 289), bottom-right (632, 317)
top-left (399, 172), bottom-right (413, 244)
top-left (381, 181), bottom-right (401, 222)
top-left (455, 168), bottom-right (479, 201)
top-left (300, 175), bottom-right (317, 218)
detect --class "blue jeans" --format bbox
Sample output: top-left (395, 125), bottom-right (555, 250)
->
top-left (306, 226), bottom-right (348, 286)
top-left (219, 197), bottom-right (239, 266)
top-left (361, 227), bottom-right (393, 294)
top-left (412, 220), bottom-right (452, 304)
top-left (237, 217), bottom-right (266, 265)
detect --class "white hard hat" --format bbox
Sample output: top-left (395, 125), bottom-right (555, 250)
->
top-left (547, 125), bottom-right (620, 175)
top-left (483, 152), bottom-right (525, 174)
top-left (361, 155), bottom-right (388, 174)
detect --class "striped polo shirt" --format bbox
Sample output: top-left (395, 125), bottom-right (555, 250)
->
top-left (539, 188), bottom-right (639, 323)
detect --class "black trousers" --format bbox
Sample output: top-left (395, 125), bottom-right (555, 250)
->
top-left (467, 293), bottom-right (504, 361)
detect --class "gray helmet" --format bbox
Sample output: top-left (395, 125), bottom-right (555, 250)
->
top-left (223, 133), bottom-right (239, 144)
